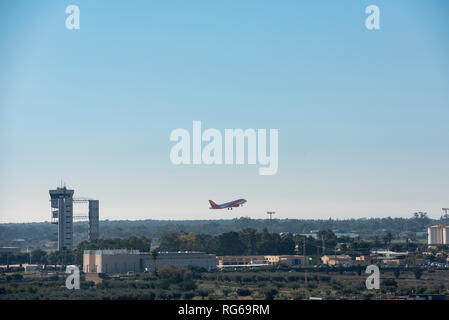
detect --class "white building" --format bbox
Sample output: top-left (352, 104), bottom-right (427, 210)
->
top-left (83, 250), bottom-right (218, 274)
top-left (427, 225), bottom-right (449, 245)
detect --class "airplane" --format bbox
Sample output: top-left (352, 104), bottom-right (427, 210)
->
top-left (209, 199), bottom-right (247, 210)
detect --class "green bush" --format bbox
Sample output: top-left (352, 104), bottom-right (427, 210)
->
top-left (182, 291), bottom-right (195, 299)
top-left (237, 288), bottom-right (251, 296)
top-left (264, 288), bottom-right (278, 300)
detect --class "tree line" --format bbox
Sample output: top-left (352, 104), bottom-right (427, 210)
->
top-left (159, 228), bottom-right (296, 255)
top-left (0, 214), bottom-right (439, 249)
top-left (1, 228), bottom-right (418, 268)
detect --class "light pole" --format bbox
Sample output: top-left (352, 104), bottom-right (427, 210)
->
top-left (267, 211), bottom-right (275, 233)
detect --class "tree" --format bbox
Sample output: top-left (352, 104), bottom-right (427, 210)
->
top-left (151, 249), bottom-right (159, 274)
top-left (159, 232), bottom-right (182, 251)
top-left (414, 268), bottom-right (423, 280)
top-left (197, 289), bottom-right (209, 300)
top-left (216, 232), bottom-right (245, 255)
top-left (356, 264), bottom-right (362, 276)
top-left (373, 235), bottom-right (382, 248)
top-left (264, 288), bottom-right (278, 300)
top-left (48, 251), bottom-right (59, 269)
top-left (31, 248), bottom-right (47, 265)
top-left (382, 232), bottom-right (393, 249)
top-left (338, 264), bottom-right (344, 275)
top-left (256, 229), bottom-right (281, 255)
top-left (158, 265), bottom-right (185, 283)
top-left (394, 269), bottom-right (400, 279)
top-left (239, 228), bottom-right (258, 255)
top-left (237, 288), bottom-right (251, 296)
top-left (279, 233), bottom-right (296, 255)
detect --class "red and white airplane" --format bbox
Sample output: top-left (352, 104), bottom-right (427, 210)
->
top-left (209, 199), bottom-right (247, 210)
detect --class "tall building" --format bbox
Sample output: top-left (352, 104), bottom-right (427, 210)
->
top-left (50, 186), bottom-right (100, 250)
top-left (427, 225), bottom-right (449, 245)
top-left (49, 187), bottom-right (74, 250)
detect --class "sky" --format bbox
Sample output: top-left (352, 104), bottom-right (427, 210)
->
top-left (0, 0), bottom-right (448, 222)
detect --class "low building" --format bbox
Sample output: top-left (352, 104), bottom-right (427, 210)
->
top-left (23, 264), bottom-right (42, 272)
top-left (44, 241), bottom-right (57, 248)
top-left (264, 255), bottom-right (309, 267)
top-left (143, 251), bottom-right (218, 272)
top-left (217, 255), bottom-right (309, 269)
top-left (84, 250), bottom-right (141, 273)
top-left (321, 255), bottom-right (352, 266)
top-left (0, 247), bottom-right (21, 254)
top-left (218, 256), bottom-right (266, 268)
top-left (83, 250), bottom-right (218, 274)
top-left (381, 259), bottom-right (401, 267)
top-left (371, 250), bottom-right (409, 258)
top-left (355, 255), bottom-right (378, 265)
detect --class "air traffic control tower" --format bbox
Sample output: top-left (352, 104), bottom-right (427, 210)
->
top-left (49, 187), bottom-right (74, 250)
top-left (49, 186), bottom-right (99, 250)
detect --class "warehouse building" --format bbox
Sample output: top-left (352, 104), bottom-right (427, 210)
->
top-left (83, 250), bottom-right (218, 274)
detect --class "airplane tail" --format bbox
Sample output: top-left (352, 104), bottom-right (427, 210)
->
top-left (209, 200), bottom-right (219, 209)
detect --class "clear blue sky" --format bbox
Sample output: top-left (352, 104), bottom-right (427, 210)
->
top-left (1, 0), bottom-right (448, 222)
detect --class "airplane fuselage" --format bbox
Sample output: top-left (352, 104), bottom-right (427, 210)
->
top-left (209, 199), bottom-right (247, 210)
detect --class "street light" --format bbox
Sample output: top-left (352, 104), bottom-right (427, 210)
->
top-left (267, 211), bottom-right (275, 233)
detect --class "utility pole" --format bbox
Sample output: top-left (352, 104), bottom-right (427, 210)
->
top-left (267, 211), bottom-right (275, 233)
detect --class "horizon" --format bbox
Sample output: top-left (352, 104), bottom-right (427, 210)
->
top-left (0, 214), bottom-right (444, 225)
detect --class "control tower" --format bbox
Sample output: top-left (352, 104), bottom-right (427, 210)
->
top-left (49, 187), bottom-right (74, 250)
top-left (49, 186), bottom-right (100, 250)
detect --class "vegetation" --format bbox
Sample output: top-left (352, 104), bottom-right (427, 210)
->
top-left (0, 215), bottom-right (437, 250)
top-left (1, 265), bottom-right (447, 300)
top-left (159, 228), bottom-right (295, 255)
top-left (0, 215), bottom-right (447, 300)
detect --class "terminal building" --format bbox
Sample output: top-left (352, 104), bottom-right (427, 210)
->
top-left (427, 225), bottom-right (449, 245)
top-left (83, 250), bottom-right (218, 274)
